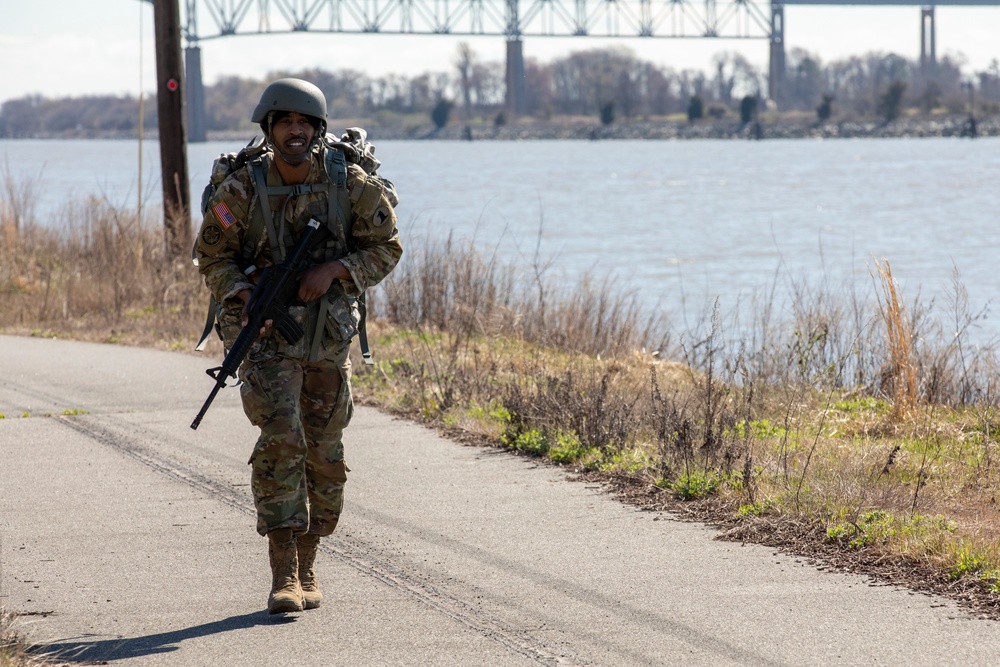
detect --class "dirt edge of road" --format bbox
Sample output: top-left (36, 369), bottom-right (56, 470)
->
top-left (422, 418), bottom-right (1000, 624)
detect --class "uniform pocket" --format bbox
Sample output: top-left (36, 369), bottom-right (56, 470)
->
top-left (319, 354), bottom-right (354, 434)
top-left (324, 296), bottom-right (360, 344)
top-left (239, 363), bottom-right (274, 430)
top-left (218, 302), bottom-right (244, 352)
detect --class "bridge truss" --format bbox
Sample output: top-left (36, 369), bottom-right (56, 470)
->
top-left (180, 0), bottom-right (782, 139)
top-left (183, 0), bottom-right (775, 42)
top-left (176, 0), bottom-right (997, 140)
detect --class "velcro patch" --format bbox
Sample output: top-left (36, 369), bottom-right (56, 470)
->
top-left (356, 177), bottom-right (385, 218)
top-left (201, 224), bottom-right (223, 247)
top-left (374, 205), bottom-right (393, 227)
top-left (213, 200), bottom-right (238, 229)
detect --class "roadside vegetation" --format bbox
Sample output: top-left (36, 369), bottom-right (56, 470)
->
top-left (363, 231), bottom-right (1000, 620)
top-left (3, 188), bottom-right (1000, 658)
top-left (0, 610), bottom-right (67, 667)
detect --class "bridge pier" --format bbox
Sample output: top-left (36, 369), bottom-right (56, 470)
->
top-left (185, 45), bottom-right (207, 142)
top-left (505, 38), bottom-right (526, 116)
top-left (920, 7), bottom-right (936, 73)
top-left (768, 2), bottom-right (785, 106)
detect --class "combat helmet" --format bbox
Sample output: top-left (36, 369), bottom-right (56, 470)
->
top-left (252, 78), bottom-right (327, 127)
top-left (252, 78), bottom-right (328, 164)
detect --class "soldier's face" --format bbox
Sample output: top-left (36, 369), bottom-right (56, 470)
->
top-left (272, 112), bottom-right (316, 161)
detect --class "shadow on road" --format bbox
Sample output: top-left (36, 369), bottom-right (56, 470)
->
top-left (32, 611), bottom-right (293, 662)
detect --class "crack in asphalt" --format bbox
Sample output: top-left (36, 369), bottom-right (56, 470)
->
top-left (56, 413), bottom-right (586, 667)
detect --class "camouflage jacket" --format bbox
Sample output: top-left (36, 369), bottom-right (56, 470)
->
top-left (195, 145), bottom-right (402, 362)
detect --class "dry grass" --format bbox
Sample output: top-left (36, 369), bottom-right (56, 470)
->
top-left (0, 196), bottom-right (217, 355)
top-left (0, 609), bottom-right (69, 667)
top-left (873, 258), bottom-right (918, 420)
top-left (4, 186), bottom-right (1000, 624)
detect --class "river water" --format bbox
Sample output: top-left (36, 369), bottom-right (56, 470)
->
top-left (2, 137), bottom-right (998, 342)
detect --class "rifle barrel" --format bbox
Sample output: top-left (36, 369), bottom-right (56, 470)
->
top-left (190, 382), bottom-right (224, 430)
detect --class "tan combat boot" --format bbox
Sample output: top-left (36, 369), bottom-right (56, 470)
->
top-left (297, 533), bottom-right (323, 609)
top-left (267, 528), bottom-right (303, 614)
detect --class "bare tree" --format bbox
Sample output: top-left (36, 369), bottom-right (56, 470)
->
top-left (546, 47), bottom-right (643, 117)
top-left (977, 59), bottom-right (1000, 104)
top-left (455, 42), bottom-right (476, 120)
top-left (472, 61), bottom-right (506, 108)
top-left (786, 48), bottom-right (824, 111)
top-left (712, 52), bottom-right (736, 105)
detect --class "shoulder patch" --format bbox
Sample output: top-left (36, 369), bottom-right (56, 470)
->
top-left (201, 224), bottom-right (224, 247)
top-left (374, 205), bottom-right (393, 227)
top-left (212, 201), bottom-right (238, 229)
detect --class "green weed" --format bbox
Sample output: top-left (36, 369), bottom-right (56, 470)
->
top-left (827, 511), bottom-right (895, 548)
top-left (979, 570), bottom-right (1000, 594)
top-left (832, 396), bottom-right (890, 415)
top-left (950, 547), bottom-right (991, 581)
top-left (600, 448), bottom-right (654, 475)
top-left (663, 471), bottom-right (720, 500)
top-left (503, 428), bottom-right (549, 455)
top-left (827, 511), bottom-right (959, 550)
top-left (549, 431), bottom-right (590, 464)
top-left (466, 401), bottom-right (511, 425)
top-left (737, 500), bottom-right (774, 517)
top-left (730, 419), bottom-right (787, 440)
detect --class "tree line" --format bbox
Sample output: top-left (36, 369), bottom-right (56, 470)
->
top-left (2, 43), bottom-right (999, 137)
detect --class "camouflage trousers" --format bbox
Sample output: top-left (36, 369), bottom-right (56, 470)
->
top-left (240, 345), bottom-right (353, 537)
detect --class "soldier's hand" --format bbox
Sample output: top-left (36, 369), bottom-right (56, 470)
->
top-left (237, 288), bottom-right (272, 334)
top-left (298, 261), bottom-right (349, 301)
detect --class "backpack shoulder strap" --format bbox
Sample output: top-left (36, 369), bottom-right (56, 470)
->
top-left (309, 144), bottom-right (365, 363)
top-left (247, 153), bottom-right (284, 265)
top-left (329, 144), bottom-right (375, 365)
top-left (323, 145), bottom-right (352, 247)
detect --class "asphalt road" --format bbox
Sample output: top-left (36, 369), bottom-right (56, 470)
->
top-left (3, 334), bottom-right (1000, 667)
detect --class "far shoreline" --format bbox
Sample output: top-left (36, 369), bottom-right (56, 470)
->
top-left (368, 114), bottom-right (993, 141)
top-left (1, 113), bottom-right (992, 142)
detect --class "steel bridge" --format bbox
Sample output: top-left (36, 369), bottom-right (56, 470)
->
top-left (177, 0), bottom-right (1000, 140)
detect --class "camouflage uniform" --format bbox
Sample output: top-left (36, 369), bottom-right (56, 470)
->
top-left (196, 145), bottom-right (402, 537)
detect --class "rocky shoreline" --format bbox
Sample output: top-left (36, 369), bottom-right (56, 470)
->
top-left (364, 114), bottom-right (994, 141)
top-left (8, 114), bottom-right (993, 142)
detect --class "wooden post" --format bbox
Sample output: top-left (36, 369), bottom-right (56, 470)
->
top-left (153, 0), bottom-right (192, 258)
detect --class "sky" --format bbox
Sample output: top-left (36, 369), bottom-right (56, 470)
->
top-left (4, 1), bottom-right (1000, 105)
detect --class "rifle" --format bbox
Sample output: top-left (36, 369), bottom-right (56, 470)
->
top-left (191, 218), bottom-right (329, 430)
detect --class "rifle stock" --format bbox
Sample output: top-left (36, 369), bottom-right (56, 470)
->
top-left (191, 218), bottom-right (329, 430)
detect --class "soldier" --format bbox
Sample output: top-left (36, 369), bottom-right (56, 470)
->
top-left (195, 78), bottom-right (402, 614)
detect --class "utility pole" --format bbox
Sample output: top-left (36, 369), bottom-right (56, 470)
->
top-left (152, 0), bottom-right (192, 258)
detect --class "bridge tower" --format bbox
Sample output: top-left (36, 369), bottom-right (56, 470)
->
top-left (182, 1), bottom-right (206, 142)
top-left (185, 45), bottom-right (207, 142)
top-left (920, 7), bottom-right (936, 73)
top-left (768, 2), bottom-right (785, 105)
top-left (505, 0), bottom-right (526, 116)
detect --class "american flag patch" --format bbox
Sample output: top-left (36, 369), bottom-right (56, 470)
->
top-left (213, 201), bottom-right (238, 229)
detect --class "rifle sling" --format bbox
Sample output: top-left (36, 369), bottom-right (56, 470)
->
top-left (358, 293), bottom-right (373, 365)
top-left (195, 295), bottom-right (218, 352)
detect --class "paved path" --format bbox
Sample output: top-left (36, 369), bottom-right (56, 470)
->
top-left (2, 334), bottom-right (1000, 666)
